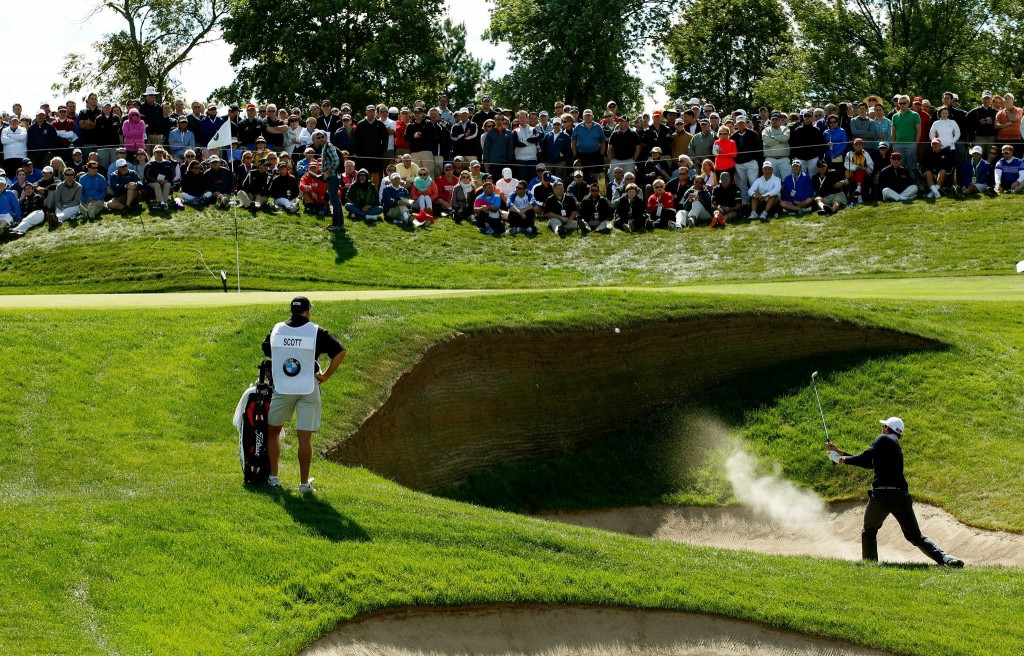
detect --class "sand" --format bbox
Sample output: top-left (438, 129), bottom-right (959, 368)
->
top-left (540, 502), bottom-right (1024, 567)
top-left (300, 605), bottom-right (892, 656)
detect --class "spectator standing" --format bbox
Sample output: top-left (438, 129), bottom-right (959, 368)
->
top-left (2, 117), bottom-right (28, 173)
top-left (168, 117), bottom-right (196, 160)
top-left (482, 116), bottom-right (515, 176)
top-left (571, 110), bottom-right (607, 183)
top-left (451, 108), bottom-right (480, 160)
top-left (995, 93), bottom-right (1023, 155)
top-left (967, 92), bottom-right (998, 148)
top-left (892, 96), bottom-right (922, 179)
top-left (731, 115), bottom-right (763, 205)
top-left (791, 109), bottom-right (827, 172)
top-left (607, 115), bottom-right (641, 180)
top-left (513, 110), bottom-right (543, 181)
top-left (27, 110), bottom-right (58, 167)
top-left (354, 104), bottom-right (390, 185)
top-left (712, 126), bottom-right (738, 180)
top-left (761, 112), bottom-right (791, 179)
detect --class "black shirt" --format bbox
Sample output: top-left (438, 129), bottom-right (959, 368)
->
top-left (238, 117), bottom-right (267, 146)
top-left (608, 128), bottom-right (641, 161)
top-left (844, 433), bottom-right (910, 490)
top-left (261, 316), bottom-right (345, 360)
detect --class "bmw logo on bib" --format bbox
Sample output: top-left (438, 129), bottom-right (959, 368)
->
top-left (283, 358), bottom-right (302, 377)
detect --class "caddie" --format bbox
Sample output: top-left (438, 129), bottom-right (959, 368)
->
top-left (261, 296), bottom-right (346, 493)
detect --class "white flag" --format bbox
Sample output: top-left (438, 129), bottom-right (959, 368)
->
top-left (207, 119), bottom-right (233, 150)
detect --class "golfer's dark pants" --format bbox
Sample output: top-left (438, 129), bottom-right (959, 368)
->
top-left (862, 489), bottom-right (948, 563)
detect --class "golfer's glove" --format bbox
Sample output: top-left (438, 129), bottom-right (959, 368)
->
top-left (828, 450), bottom-right (842, 464)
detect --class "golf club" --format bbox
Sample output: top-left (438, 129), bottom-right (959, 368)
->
top-left (810, 371), bottom-right (833, 464)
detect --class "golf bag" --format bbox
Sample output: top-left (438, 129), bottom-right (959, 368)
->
top-left (233, 360), bottom-right (273, 484)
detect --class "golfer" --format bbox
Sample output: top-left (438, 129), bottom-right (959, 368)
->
top-left (828, 417), bottom-right (964, 567)
top-left (261, 297), bottom-right (346, 493)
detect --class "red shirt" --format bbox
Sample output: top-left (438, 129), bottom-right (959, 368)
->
top-left (395, 120), bottom-right (409, 149)
top-left (646, 191), bottom-right (675, 213)
top-left (437, 174), bottom-right (456, 203)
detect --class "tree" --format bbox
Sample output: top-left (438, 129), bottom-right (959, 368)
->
top-left (54, 0), bottom-right (230, 100)
top-left (441, 19), bottom-right (495, 107)
top-left (484, 0), bottom-right (651, 114)
top-left (789, 0), bottom-right (1007, 102)
top-left (664, 0), bottom-right (793, 111)
top-left (218, 0), bottom-right (451, 109)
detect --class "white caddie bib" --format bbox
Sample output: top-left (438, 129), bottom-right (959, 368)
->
top-left (270, 321), bottom-right (319, 395)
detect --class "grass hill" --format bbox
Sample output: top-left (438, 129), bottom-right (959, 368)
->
top-left (2, 291), bottom-right (1022, 655)
top-left (1, 194), bottom-right (1022, 294)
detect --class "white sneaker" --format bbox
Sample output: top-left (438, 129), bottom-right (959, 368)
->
top-left (749, 211), bottom-right (758, 219)
top-left (759, 211), bottom-right (767, 219)
top-left (266, 476), bottom-right (281, 488)
top-left (686, 217), bottom-right (695, 227)
top-left (298, 477), bottom-right (316, 494)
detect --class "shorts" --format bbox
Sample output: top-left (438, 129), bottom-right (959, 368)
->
top-left (268, 385), bottom-right (322, 431)
top-left (820, 192), bottom-right (848, 206)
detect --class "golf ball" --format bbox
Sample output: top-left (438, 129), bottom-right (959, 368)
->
top-left (614, 327), bottom-right (621, 334)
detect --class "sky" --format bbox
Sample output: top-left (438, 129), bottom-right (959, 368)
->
top-left (1, 0), bottom-right (665, 113)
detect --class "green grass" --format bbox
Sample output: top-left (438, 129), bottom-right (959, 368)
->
top-left (2, 292), bottom-right (1022, 655)
top-left (1, 193), bottom-right (1023, 294)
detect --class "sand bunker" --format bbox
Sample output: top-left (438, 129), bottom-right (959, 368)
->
top-left (330, 316), bottom-right (944, 490)
top-left (541, 502), bottom-right (1024, 567)
top-left (300, 605), bottom-right (892, 655)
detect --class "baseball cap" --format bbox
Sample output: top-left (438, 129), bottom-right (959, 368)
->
top-left (177, 116), bottom-right (188, 123)
top-left (207, 155), bottom-right (221, 163)
top-left (674, 118), bottom-right (684, 125)
top-left (551, 117), bottom-right (563, 125)
top-left (470, 160), bottom-right (481, 167)
top-left (970, 145), bottom-right (983, 155)
top-left (719, 172), bottom-right (731, 182)
top-left (0, 177), bottom-right (7, 186)
top-left (502, 167), bottom-right (513, 179)
top-left (539, 110), bottom-right (549, 117)
top-left (770, 112), bottom-right (781, 118)
top-left (290, 296), bottom-right (313, 314)
top-left (762, 161), bottom-right (773, 169)
top-left (42, 166), bottom-right (55, 173)
top-left (617, 115), bottom-right (629, 123)
top-left (390, 172), bottom-right (402, 180)
top-left (229, 104), bottom-right (240, 112)
top-left (878, 141), bottom-right (890, 149)
top-left (536, 163), bottom-right (546, 169)
top-left (853, 138), bottom-right (864, 144)
top-left (890, 151), bottom-right (902, 159)
top-left (651, 146), bottom-right (662, 153)
top-left (687, 97), bottom-right (700, 105)
top-left (912, 97), bottom-right (922, 104)
top-left (880, 417), bottom-right (904, 435)
top-left (982, 91), bottom-right (993, 98)
top-left (582, 109), bottom-right (594, 116)
top-left (246, 103), bottom-right (256, 109)
top-left (800, 109), bottom-right (812, 117)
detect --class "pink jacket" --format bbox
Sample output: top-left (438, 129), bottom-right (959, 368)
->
top-left (122, 110), bottom-right (147, 152)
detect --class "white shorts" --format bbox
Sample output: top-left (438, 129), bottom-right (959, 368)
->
top-left (268, 385), bottom-right (322, 431)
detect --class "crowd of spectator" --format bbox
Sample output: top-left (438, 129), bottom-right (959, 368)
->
top-left (2, 86), bottom-right (1023, 239)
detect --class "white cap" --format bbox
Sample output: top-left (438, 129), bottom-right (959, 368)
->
top-left (42, 166), bottom-right (55, 174)
top-left (145, 86), bottom-right (158, 95)
top-left (389, 172), bottom-right (401, 180)
top-left (687, 97), bottom-right (700, 105)
top-left (970, 145), bottom-right (983, 155)
top-left (502, 167), bottom-right (513, 180)
top-left (880, 417), bottom-right (905, 435)
top-left (762, 161), bottom-right (773, 169)
top-left (0, 177), bottom-right (7, 186)
top-left (115, 158), bottom-right (128, 168)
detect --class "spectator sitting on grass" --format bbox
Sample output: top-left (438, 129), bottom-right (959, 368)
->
top-left (711, 171), bottom-right (741, 226)
top-left (994, 144), bottom-right (1024, 194)
top-left (748, 161), bottom-right (782, 219)
top-left (451, 170), bottom-right (477, 224)
top-left (204, 156), bottom-right (234, 208)
top-left (269, 161), bottom-right (301, 214)
top-left (645, 178), bottom-right (674, 229)
top-left (299, 160), bottom-right (328, 214)
top-left (505, 178), bottom-right (537, 234)
top-left (780, 161), bottom-right (814, 214)
top-left (382, 172), bottom-right (413, 224)
top-left (410, 167), bottom-right (438, 216)
top-left (9, 181), bottom-right (44, 237)
top-left (434, 163), bottom-right (457, 216)
top-left (0, 176), bottom-right (22, 235)
top-left (179, 159), bottom-right (208, 207)
top-left (473, 178), bottom-right (506, 235)
top-left (961, 146), bottom-right (992, 196)
top-left (238, 158), bottom-right (272, 212)
top-left (544, 180), bottom-right (578, 236)
top-left (105, 158), bottom-right (142, 213)
top-left (578, 182), bottom-right (613, 233)
top-left (921, 138), bottom-right (957, 198)
top-left (877, 152), bottom-right (918, 202)
top-left (52, 168), bottom-right (83, 223)
top-left (79, 160), bottom-right (106, 219)
top-left (675, 176), bottom-right (713, 227)
top-left (344, 168), bottom-right (384, 221)
top-left (144, 147), bottom-right (176, 210)
top-left (614, 182), bottom-right (646, 233)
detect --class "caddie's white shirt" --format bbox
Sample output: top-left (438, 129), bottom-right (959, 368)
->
top-left (270, 321), bottom-right (319, 395)
top-left (749, 175), bottom-right (782, 197)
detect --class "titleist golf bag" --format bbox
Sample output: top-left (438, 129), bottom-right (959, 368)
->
top-left (234, 360), bottom-right (273, 485)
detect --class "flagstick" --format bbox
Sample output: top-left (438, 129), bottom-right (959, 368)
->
top-left (231, 140), bottom-right (241, 293)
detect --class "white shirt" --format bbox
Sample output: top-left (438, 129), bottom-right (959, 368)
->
top-left (749, 174), bottom-right (782, 197)
top-left (383, 118), bottom-right (397, 150)
top-left (1, 126), bottom-right (28, 159)
top-left (496, 177), bottom-right (518, 197)
top-left (929, 119), bottom-right (961, 148)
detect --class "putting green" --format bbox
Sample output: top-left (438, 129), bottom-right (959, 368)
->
top-left (3, 274), bottom-right (1021, 309)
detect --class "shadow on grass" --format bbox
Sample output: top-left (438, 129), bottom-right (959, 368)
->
top-left (249, 485), bottom-right (369, 543)
top-left (329, 224), bottom-right (358, 265)
top-left (436, 349), bottom-right (934, 513)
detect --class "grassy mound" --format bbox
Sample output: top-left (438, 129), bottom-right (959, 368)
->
top-left (1, 194), bottom-right (1022, 294)
top-left (2, 291), bottom-right (1022, 655)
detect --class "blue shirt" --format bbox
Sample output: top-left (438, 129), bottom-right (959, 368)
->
top-left (0, 189), bottom-right (21, 220)
top-left (79, 172), bottom-right (107, 202)
top-left (995, 157), bottom-right (1024, 186)
top-left (571, 122), bottom-right (606, 154)
top-left (782, 172), bottom-right (814, 202)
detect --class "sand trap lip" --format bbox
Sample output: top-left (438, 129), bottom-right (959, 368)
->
top-left (300, 605), bottom-right (892, 656)
top-left (540, 502), bottom-right (1024, 567)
